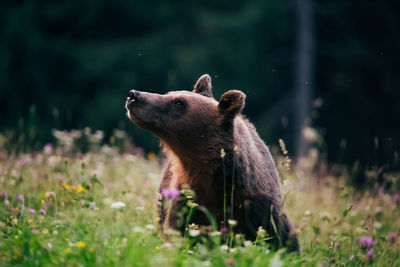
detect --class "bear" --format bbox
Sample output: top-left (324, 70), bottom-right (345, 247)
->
top-left (125, 74), bottom-right (300, 253)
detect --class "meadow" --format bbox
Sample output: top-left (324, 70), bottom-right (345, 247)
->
top-left (0, 129), bottom-right (399, 266)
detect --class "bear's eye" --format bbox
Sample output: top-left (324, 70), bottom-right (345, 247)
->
top-left (174, 99), bottom-right (185, 109)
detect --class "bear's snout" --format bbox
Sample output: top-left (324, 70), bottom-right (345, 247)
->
top-left (127, 90), bottom-right (140, 101)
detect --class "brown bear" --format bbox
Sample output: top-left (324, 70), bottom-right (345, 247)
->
top-left (125, 74), bottom-right (300, 253)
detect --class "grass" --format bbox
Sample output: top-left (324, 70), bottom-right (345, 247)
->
top-left (0, 131), bottom-right (399, 266)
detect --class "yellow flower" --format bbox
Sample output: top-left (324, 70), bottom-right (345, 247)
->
top-left (154, 246), bottom-right (159, 251)
top-left (88, 248), bottom-right (95, 253)
top-left (45, 192), bottom-right (50, 198)
top-left (28, 219), bottom-right (33, 223)
top-left (220, 148), bottom-right (226, 159)
top-left (76, 241), bottom-right (86, 248)
top-left (62, 184), bottom-right (71, 190)
top-left (146, 202), bottom-right (151, 207)
top-left (65, 247), bottom-right (72, 253)
top-left (147, 152), bottom-right (157, 161)
top-left (41, 199), bottom-right (45, 204)
top-left (155, 216), bottom-right (160, 222)
top-left (76, 185), bottom-right (86, 193)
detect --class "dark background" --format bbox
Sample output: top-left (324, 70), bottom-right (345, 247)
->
top-left (1, 0), bottom-right (399, 178)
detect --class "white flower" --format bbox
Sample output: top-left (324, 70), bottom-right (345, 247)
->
top-left (47, 243), bottom-right (52, 249)
top-left (304, 210), bottom-right (311, 216)
top-left (228, 219), bottom-right (237, 226)
top-left (220, 245), bottom-right (229, 251)
top-left (132, 226), bottom-right (144, 233)
top-left (145, 224), bottom-right (155, 230)
top-left (244, 240), bottom-right (252, 247)
top-left (266, 249), bottom-right (270, 254)
top-left (110, 202), bottom-right (126, 209)
top-left (189, 229), bottom-right (200, 237)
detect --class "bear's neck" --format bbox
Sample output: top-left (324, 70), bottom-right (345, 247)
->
top-left (162, 143), bottom-right (220, 204)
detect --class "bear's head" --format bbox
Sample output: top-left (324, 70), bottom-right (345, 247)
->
top-left (125, 74), bottom-right (246, 160)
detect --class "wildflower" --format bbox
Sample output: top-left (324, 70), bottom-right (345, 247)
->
top-left (45, 192), bottom-right (56, 198)
top-left (349, 255), bottom-right (354, 261)
top-left (244, 240), bottom-right (252, 247)
top-left (228, 219), bottom-right (237, 227)
top-left (43, 143), bottom-right (53, 154)
top-left (220, 227), bottom-right (229, 235)
top-left (257, 226), bottom-right (266, 238)
top-left (47, 243), bottom-right (52, 249)
top-left (15, 194), bottom-right (24, 201)
top-left (29, 209), bottom-right (36, 214)
top-left (76, 241), bottom-right (86, 248)
top-left (32, 229), bottom-right (40, 234)
top-left (17, 159), bottom-right (25, 167)
top-left (360, 236), bottom-right (374, 248)
top-left (189, 229), bottom-right (200, 237)
top-left (233, 146), bottom-right (239, 153)
top-left (88, 248), bottom-right (95, 253)
top-left (0, 192), bottom-right (7, 199)
top-left (154, 246), bottom-right (159, 250)
top-left (43, 228), bottom-right (49, 234)
top-left (389, 232), bottom-right (397, 242)
top-left (5, 200), bottom-right (9, 206)
top-left (335, 242), bottom-right (340, 248)
top-left (17, 209), bottom-right (22, 217)
top-left (220, 245), bottom-right (229, 251)
top-left (161, 188), bottom-right (181, 200)
top-left (76, 185), bottom-right (86, 193)
top-left (145, 224), bottom-right (155, 230)
top-left (365, 249), bottom-right (375, 260)
top-left (40, 209), bottom-right (46, 215)
top-left (147, 152), bottom-right (157, 161)
top-left (104, 232), bottom-right (110, 238)
top-left (155, 216), bottom-right (160, 222)
top-left (220, 148), bottom-right (226, 159)
top-left (330, 257), bottom-right (336, 263)
top-left (393, 193), bottom-right (399, 203)
top-left (81, 201), bottom-right (85, 208)
top-left (110, 202), bottom-right (126, 209)
top-left (28, 219), bottom-right (33, 223)
top-left (62, 184), bottom-right (71, 190)
top-left (41, 199), bottom-right (45, 204)
top-left (316, 237), bottom-right (321, 243)
top-left (265, 249), bottom-right (270, 254)
top-left (89, 202), bottom-right (96, 209)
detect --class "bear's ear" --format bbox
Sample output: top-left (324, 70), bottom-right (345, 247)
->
top-left (193, 74), bottom-right (213, 97)
top-left (218, 90), bottom-right (246, 119)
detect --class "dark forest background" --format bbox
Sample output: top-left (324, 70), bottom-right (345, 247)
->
top-left (1, 0), bottom-right (399, 180)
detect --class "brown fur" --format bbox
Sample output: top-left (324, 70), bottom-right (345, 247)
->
top-left (125, 74), bottom-right (300, 253)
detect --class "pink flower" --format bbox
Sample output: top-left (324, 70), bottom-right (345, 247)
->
top-left (393, 193), bottom-right (399, 203)
top-left (220, 227), bottom-right (229, 235)
top-left (17, 159), bottom-right (25, 167)
top-left (349, 255), bottom-right (354, 261)
top-left (360, 236), bottom-right (374, 248)
top-left (32, 229), bottom-right (40, 234)
top-left (316, 238), bottom-right (321, 244)
top-left (46, 192), bottom-right (56, 198)
top-left (389, 232), bottom-right (397, 242)
top-left (81, 201), bottom-right (85, 208)
top-left (43, 143), bottom-right (53, 154)
top-left (40, 209), bottom-right (46, 215)
top-left (365, 249), bottom-right (375, 259)
top-left (4, 200), bottom-right (9, 206)
top-left (90, 202), bottom-right (96, 209)
top-left (29, 208), bottom-right (36, 214)
top-left (335, 242), bottom-right (340, 248)
top-left (161, 188), bottom-right (181, 200)
top-left (0, 192), bottom-right (7, 199)
top-left (104, 232), bottom-right (110, 238)
top-left (15, 194), bottom-right (24, 201)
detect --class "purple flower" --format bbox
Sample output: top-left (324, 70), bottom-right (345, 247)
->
top-left (365, 249), bottom-right (375, 260)
top-left (393, 193), bottom-right (399, 203)
top-left (90, 202), bottom-right (96, 209)
top-left (81, 201), bottom-right (85, 208)
top-left (161, 188), bottom-right (181, 200)
top-left (32, 229), bottom-right (40, 234)
top-left (220, 227), bottom-right (229, 235)
top-left (0, 192), bottom-right (7, 199)
top-left (46, 192), bottom-right (56, 198)
top-left (349, 255), bottom-right (354, 261)
top-left (316, 237), bottom-right (321, 244)
top-left (360, 236), bottom-right (374, 248)
top-left (17, 159), bottom-right (25, 167)
top-left (15, 194), bottom-right (24, 201)
top-left (133, 147), bottom-right (144, 157)
top-left (17, 209), bottom-right (22, 217)
top-left (29, 208), bottom-right (36, 214)
top-left (104, 232), bottom-right (110, 238)
top-left (335, 242), bottom-right (340, 248)
top-left (40, 209), bottom-right (46, 215)
top-left (389, 232), bottom-right (397, 242)
top-left (44, 143), bottom-right (53, 154)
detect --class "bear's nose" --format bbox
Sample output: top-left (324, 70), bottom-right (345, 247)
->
top-left (127, 90), bottom-right (140, 101)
